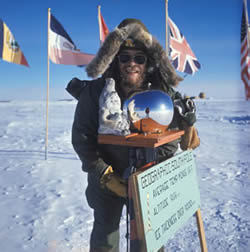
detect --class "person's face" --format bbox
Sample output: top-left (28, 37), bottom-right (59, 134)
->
top-left (118, 49), bottom-right (147, 88)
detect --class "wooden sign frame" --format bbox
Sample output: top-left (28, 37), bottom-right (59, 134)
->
top-left (129, 151), bottom-right (207, 252)
top-left (98, 130), bottom-right (184, 148)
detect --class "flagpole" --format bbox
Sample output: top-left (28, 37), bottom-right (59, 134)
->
top-left (165, 0), bottom-right (169, 55)
top-left (243, 0), bottom-right (250, 48)
top-left (98, 5), bottom-right (102, 45)
top-left (243, 0), bottom-right (250, 101)
top-left (45, 8), bottom-right (51, 160)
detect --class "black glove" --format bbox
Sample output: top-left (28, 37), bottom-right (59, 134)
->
top-left (174, 98), bottom-right (196, 126)
top-left (65, 78), bottom-right (87, 100)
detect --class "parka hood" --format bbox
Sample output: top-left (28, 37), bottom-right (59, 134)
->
top-left (86, 18), bottom-right (183, 87)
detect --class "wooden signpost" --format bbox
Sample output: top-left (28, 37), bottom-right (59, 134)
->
top-left (130, 150), bottom-right (206, 252)
top-left (98, 130), bottom-right (207, 252)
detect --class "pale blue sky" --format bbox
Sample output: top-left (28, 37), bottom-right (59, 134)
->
top-left (0, 0), bottom-right (246, 100)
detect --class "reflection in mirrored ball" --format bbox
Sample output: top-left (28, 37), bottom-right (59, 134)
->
top-left (123, 90), bottom-right (174, 133)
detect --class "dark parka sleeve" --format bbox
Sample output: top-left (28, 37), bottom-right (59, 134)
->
top-left (70, 78), bottom-right (109, 178)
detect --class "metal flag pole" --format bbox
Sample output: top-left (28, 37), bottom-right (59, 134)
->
top-left (98, 5), bottom-right (102, 45)
top-left (243, 0), bottom-right (250, 48)
top-left (45, 8), bottom-right (51, 160)
top-left (165, 0), bottom-right (169, 55)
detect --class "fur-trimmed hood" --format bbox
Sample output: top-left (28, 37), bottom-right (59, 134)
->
top-left (86, 18), bottom-right (183, 87)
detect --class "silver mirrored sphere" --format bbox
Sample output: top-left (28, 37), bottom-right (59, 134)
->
top-left (123, 90), bottom-right (174, 133)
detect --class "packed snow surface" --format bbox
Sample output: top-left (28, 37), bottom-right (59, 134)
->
top-left (0, 98), bottom-right (249, 252)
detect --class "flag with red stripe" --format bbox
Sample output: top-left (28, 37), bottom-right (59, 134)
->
top-left (98, 7), bottom-right (109, 43)
top-left (240, 0), bottom-right (250, 100)
top-left (168, 17), bottom-right (200, 75)
top-left (0, 19), bottom-right (29, 67)
top-left (49, 13), bottom-right (94, 66)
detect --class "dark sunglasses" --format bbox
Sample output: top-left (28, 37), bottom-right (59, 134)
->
top-left (118, 54), bottom-right (147, 65)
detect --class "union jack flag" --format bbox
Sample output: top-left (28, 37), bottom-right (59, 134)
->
top-left (240, 0), bottom-right (250, 100)
top-left (168, 17), bottom-right (200, 75)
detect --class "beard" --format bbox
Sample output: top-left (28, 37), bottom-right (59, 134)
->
top-left (119, 74), bottom-right (146, 99)
top-left (117, 63), bottom-right (147, 98)
top-left (120, 71), bottom-right (145, 89)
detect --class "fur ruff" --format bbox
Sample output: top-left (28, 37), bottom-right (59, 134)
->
top-left (86, 22), bottom-right (183, 87)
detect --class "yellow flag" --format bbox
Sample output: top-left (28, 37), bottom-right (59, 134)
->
top-left (0, 19), bottom-right (29, 67)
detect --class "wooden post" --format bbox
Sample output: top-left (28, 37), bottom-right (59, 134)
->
top-left (196, 208), bottom-right (208, 252)
top-left (45, 8), bottom-right (51, 160)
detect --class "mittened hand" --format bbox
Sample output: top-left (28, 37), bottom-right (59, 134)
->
top-left (100, 166), bottom-right (127, 198)
top-left (174, 98), bottom-right (196, 126)
top-left (180, 120), bottom-right (200, 150)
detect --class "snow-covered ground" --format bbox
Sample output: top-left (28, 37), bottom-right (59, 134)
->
top-left (0, 98), bottom-right (249, 252)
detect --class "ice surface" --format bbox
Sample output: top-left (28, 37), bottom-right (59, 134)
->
top-left (0, 99), bottom-right (249, 251)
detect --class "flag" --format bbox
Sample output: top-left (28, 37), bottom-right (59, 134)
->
top-left (0, 19), bottom-right (29, 67)
top-left (98, 6), bottom-right (109, 43)
top-left (49, 13), bottom-right (94, 66)
top-left (240, 0), bottom-right (250, 100)
top-left (168, 17), bottom-right (200, 75)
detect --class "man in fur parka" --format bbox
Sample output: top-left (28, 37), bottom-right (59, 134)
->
top-left (66, 18), bottom-right (200, 252)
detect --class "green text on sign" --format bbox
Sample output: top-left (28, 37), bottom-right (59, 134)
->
top-left (137, 150), bottom-right (201, 252)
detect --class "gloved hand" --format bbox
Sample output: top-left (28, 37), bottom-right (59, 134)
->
top-left (174, 97), bottom-right (196, 126)
top-left (180, 120), bottom-right (200, 150)
top-left (100, 166), bottom-right (127, 198)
